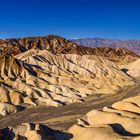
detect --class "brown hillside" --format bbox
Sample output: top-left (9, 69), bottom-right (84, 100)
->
top-left (0, 35), bottom-right (139, 64)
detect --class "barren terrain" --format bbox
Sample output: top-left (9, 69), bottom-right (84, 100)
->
top-left (0, 36), bottom-right (140, 139)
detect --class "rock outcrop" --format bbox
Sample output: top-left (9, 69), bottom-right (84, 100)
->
top-left (122, 59), bottom-right (140, 77)
top-left (0, 35), bottom-right (137, 117)
top-left (0, 49), bottom-right (134, 109)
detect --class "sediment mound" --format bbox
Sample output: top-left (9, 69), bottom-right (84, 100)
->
top-left (123, 59), bottom-right (140, 77)
top-left (0, 49), bottom-right (134, 113)
top-left (2, 95), bottom-right (140, 139)
top-left (0, 35), bottom-right (137, 116)
top-left (69, 95), bottom-right (140, 140)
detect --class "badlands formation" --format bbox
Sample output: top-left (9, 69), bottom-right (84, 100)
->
top-left (0, 50), bottom-right (134, 115)
top-left (0, 35), bottom-right (140, 139)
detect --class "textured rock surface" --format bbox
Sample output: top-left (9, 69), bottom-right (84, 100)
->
top-left (0, 35), bottom-right (137, 116)
top-left (123, 59), bottom-right (140, 77)
top-left (0, 48), bottom-right (134, 110)
top-left (0, 36), bottom-right (139, 64)
top-left (0, 103), bottom-right (20, 116)
top-left (69, 95), bottom-right (140, 140)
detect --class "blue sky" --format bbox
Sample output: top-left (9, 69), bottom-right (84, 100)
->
top-left (0, 0), bottom-right (140, 39)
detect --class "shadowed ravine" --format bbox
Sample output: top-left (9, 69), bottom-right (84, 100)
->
top-left (0, 78), bottom-right (140, 131)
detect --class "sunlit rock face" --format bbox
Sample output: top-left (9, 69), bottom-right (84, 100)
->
top-left (0, 35), bottom-right (138, 115)
top-left (0, 49), bottom-right (134, 112)
top-left (122, 59), bottom-right (140, 77)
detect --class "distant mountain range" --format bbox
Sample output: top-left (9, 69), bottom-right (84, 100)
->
top-left (71, 38), bottom-right (140, 54)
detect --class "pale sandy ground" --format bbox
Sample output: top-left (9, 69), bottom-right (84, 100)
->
top-left (124, 59), bottom-right (140, 77)
top-left (69, 89), bottom-right (140, 139)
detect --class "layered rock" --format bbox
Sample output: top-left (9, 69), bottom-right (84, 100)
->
top-left (122, 59), bottom-right (140, 77)
top-left (0, 49), bottom-right (134, 114)
top-left (0, 35), bottom-right (139, 64)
